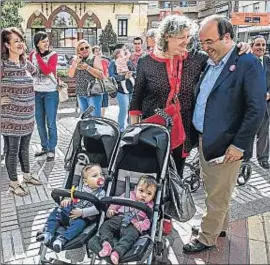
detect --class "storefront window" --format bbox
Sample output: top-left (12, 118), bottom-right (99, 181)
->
top-left (51, 11), bottom-right (78, 48)
top-left (83, 17), bottom-right (97, 46)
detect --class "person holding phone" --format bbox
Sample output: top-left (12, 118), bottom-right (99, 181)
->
top-left (68, 40), bottom-right (103, 116)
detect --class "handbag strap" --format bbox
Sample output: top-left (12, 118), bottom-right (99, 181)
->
top-left (47, 72), bottom-right (58, 84)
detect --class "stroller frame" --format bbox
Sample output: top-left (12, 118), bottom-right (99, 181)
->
top-left (38, 115), bottom-right (121, 265)
top-left (88, 122), bottom-right (172, 265)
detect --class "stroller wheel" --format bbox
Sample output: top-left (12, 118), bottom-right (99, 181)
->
top-left (183, 174), bottom-right (200, 193)
top-left (153, 239), bottom-right (172, 265)
top-left (237, 163), bottom-right (252, 186)
top-left (194, 168), bottom-right (200, 177)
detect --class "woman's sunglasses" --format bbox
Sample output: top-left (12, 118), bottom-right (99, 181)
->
top-left (79, 46), bottom-right (90, 51)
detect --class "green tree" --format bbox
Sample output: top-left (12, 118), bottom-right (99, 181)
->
top-left (99, 20), bottom-right (117, 53)
top-left (0, 0), bottom-right (25, 29)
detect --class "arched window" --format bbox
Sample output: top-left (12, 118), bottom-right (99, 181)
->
top-left (31, 17), bottom-right (46, 36)
top-left (83, 17), bottom-right (97, 46)
top-left (51, 11), bottom-right (78, 48)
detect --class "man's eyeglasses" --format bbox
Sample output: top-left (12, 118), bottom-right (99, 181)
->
top-left (198, 35), bottom-right (224, 47)
top-left (79, 46), bottom-right (90, 51)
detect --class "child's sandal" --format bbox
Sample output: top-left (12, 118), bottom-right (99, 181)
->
top-left (9, 184), bottom-right (28, 196)
top-left (23, 175), bottom-right (42, 185)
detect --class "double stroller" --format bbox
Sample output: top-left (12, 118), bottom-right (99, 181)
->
top-left (38, 113), bottom-right (194, 264)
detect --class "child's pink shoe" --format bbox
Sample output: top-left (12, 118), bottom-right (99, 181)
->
top-left (99, 241), bottom-right (112, 257)
top-left (110, 251), bottom-right (119, 265)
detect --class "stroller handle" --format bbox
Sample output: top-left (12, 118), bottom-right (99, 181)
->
top-left (101, 197), bottom-right (153, 219)
top-left (51, 189), bottom-right (101, 209)
top-left (155, 108), bottom-right (173, 131)
top-left (81, 105), bottom-right (95, 119)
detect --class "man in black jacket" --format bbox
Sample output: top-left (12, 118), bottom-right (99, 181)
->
top-left (251, 35), bottom-right (270, 169)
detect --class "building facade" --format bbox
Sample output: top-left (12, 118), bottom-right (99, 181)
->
top-left (20, 0), bottom-right (148, 54)
top-left (237, 1), bottom-right (270, 46)
top-left (147, 1), bottom-right (205, 29)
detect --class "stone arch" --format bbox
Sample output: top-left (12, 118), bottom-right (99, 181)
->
top-left (47, 5), bottom-right (80, 28)
top-left (80, 12), bottom-right (101, 29)
top-left (27, 12), bottom-right (47, 29)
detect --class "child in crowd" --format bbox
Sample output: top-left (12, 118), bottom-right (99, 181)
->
top-left (36, 164), bottom-right (105, 253)
top-left (114, 48), bottom-right (135, 94)
top-left (98, 175), bottom-right (157, 265)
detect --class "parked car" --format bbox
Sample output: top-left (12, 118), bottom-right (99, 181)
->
top-left (57, 55), bottom-right (69, 70)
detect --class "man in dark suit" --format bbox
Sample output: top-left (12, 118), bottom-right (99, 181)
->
top-left (183, 15), bottom-right (267, 253)
top-left (251, 35), bottom-right (270, 169)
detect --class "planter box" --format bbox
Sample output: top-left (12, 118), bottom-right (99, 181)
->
top-left (61, 77), bottom-right (76, 97)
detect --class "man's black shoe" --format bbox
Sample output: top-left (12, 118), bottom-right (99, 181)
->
top-left (183, 239), bottom-right (214, 253)
top-left (259, 160), bottom-right (269, 169)
top-left (34, 150), bottom-right (48, 157)
top-left (192, 226), bottom-right (226, 237)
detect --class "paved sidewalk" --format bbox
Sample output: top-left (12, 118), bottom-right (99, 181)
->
top-left (1, 101), bottom-right (270, 264)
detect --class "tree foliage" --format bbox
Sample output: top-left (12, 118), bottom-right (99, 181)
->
top-left (0, 0), bottom-right (25, 29)
top-left (99, 20), bottom-right (117, 53)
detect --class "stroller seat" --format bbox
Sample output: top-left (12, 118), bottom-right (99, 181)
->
top-left (89, 234), bottom-right (153, 263)
top-left (44, 151), bottom-right (108, 251)
top-left (38, 117), bottom-right (121, 265)
top-left (88, 169), bottom-right (156, 263)
top-left (41, 222), bottom-right (98, 251)
top-left (38, 151), bottom-right (106, 253)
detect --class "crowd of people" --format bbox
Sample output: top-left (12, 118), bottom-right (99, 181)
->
top-left (1, 13), bottom-right (269, 259)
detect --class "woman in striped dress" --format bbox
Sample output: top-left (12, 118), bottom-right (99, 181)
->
top-left (1, 27), bottom-right (42, 196)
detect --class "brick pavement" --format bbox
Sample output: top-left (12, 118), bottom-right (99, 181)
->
top-left (1, 102), bottom-right (270, 264)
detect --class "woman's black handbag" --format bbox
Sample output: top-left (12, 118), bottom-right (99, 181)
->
top-left (164, 158), bottom-right (196, 222)
top-left (102, 77), bottom-right (118, 94)
top-left (87, 78), bottom-right (104, 96)
top-left (87, 77), bottom-right (118, 96)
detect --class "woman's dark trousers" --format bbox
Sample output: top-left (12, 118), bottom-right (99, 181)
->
top-left (3, 134), bottom-right (32, 181)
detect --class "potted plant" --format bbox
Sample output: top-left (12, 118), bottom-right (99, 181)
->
top-left (57, 69), bottom-right (76, 98)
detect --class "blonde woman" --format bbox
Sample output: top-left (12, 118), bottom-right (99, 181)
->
top-left (68, 40), bottom-right (104, 116)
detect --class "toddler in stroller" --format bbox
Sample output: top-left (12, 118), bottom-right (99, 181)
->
top-left (88, 122), bottom-right (196, 265)
top-left (36, 164), bottom-right (105, 252)
top-left (98, 175), bottom-right (157, 264)
top-left (37, 115), bottom-right (121, 264)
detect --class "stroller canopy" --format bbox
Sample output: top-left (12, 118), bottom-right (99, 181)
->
top-left (113, 124), bottom-right (170, 178)
top-left (65, 117), bottom-right (120, 169)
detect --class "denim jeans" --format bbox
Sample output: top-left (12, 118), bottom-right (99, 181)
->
top-left (116, 92), bottom-right (132, 132)
top-left (77, 95), bottom-right (103, 117)
top-left (45, 206), bottom-right (87, 241)
top-left (35, 91), bottom-right (59, 152)
top-left (3, 134), bottom-right (32, 181)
